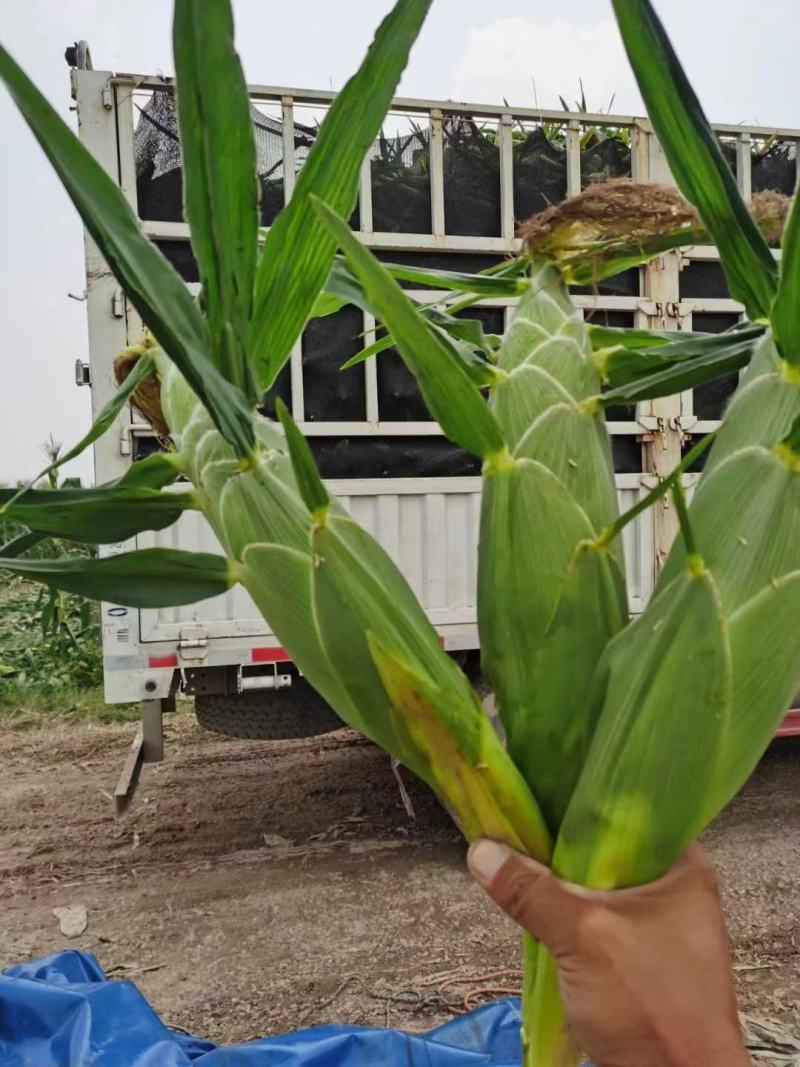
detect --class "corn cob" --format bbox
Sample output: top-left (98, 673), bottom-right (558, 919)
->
top-left (480, 260), bottom-right (625, 834)
top-left (159, 353), bottom-right (552, 861)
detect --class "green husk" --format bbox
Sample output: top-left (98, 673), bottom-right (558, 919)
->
top-left (555, 565), bottom-right (732, 889)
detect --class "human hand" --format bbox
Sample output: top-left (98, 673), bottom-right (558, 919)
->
top-left (467, 840), bottom-right (750, 1067)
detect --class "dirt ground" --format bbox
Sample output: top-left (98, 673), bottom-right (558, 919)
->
top-left (1, 710), bottom-right (799, 1050)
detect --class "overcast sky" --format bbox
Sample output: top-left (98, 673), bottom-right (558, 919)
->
top-left (1, 0), bottom-right (797, 485)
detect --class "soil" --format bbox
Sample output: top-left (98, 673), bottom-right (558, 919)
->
top-left (1, 711), bottom-right (799, 1049)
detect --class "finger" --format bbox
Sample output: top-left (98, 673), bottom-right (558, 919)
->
top-left (467, 839), bottom-right (586, 944)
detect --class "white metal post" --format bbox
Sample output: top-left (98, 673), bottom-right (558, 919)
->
top-left (72, 69), bottom-right (132, 485)
top-left (566, 119), bottom-right (582, 196)
top-left (499, 113), bottom-right (515, 241)
top-left (736, 132), bottom-right (752, 202)
top-left (640, 131), bottom-right (685, 575)
top-left (114, 81), bottom-right (145, 352)
top-left (429, 108), bottom-right (445, 239)
top-left (280, 95), bottom-right (305, 420)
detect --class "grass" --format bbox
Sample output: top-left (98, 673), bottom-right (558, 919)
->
top-left (0, 573), bottom-right (138, 729)
top-left (0, 684), bottom-right (140, 729)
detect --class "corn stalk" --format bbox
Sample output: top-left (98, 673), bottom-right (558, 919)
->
top-left (2, 2), bottom-right (800, 1064)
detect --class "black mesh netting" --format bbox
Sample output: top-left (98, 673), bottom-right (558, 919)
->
top-left (611, 436), bottom-right (643, 473)
top-left (691, 313), bottom-right (741, 421)
top-left (589, 310), bottom-right (637, 424)
top-left (680, 261), bottom-right (729, 300)
top-left (682, 433), bottom-right (711, 472)
top-left (580, 134), bottom-right (631, 189)
top-left (376, 306), bottom-right (504, 422)
top-left (309, 437), bottom-right (480, 479)
top-left (573, 268), bottom-right (639, 299)
top-left (443, 116), bottom-right (500, 237)
top-left (155, 238), bottom-right (199, 282)
top-left (370, 127), bottom-right (431, 233)
top-left (752, 140), bottom-right (798, 196)
top-left (375, 250), bottom-right (504, 281)
top-left (134, 91), bottom-right (324, 227)
top-left (259, 363), bottom-right (292, 421)
top-left (376, 350), bottom-right (430, 422)
top-left (513, 127), bottom-right (567, 221)
top-left (133, 94), bottom-right (643, 476)
top-left (302, 306), bottom-right (365, 421)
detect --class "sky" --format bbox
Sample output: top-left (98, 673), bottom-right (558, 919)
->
top-left (0, 0), bottom-right (797, 485)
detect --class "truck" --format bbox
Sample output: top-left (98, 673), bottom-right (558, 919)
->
top-left (66, 44), bottom-right (800, 804)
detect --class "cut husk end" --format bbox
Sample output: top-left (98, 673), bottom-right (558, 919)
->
top-left (114, 334), bottom-right (171, 438)
top-left (519, 179), bottom-right (705, 282)
top-left (519, 179), bottom-right (791, 283)
top-left (368, 634), bottom-right (552, 862)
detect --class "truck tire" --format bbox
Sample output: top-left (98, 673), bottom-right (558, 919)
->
top-left (195, 683), bottom-right (342, 740)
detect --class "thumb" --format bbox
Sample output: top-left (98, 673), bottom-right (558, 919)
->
top-left (467, 838), bottom-right (586, 948)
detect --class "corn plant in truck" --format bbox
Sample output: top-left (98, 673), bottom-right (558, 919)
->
top-left (2, 0), bottom-right (799, 1064)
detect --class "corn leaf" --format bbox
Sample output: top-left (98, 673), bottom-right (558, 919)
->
top-left (0, 548), bottom-right (236, 607)
top-left (339, 332), bottom-right (395, 370)
top-left (596, 324), bottom-right (763, 390)
top-left (218, 456), bottom-right (310, 558)
top-left (517, 542), bottom-right (627, 830)
top-left (340, 308), bottom-right (500, 381)
top-left (314, 198), bottom-right (505, 458)
top-left (497, 263), bottom-right (594, 400)
top-left (275, 398), bottom-right (330, 515)
top-left (705, 571), bottom-right (800, 820)
top-left (0, 531), bottom-right (45, 558)
top-left (588, 323), bottom-right (685, 352)
top-left (114, 452), bottom-right (184, 490)
top-left (173, 0), bottom-right (258, 398)
top-left (772, 186), bottom-right (800, 366)
top-left (659, 446), bottom-right (800, 614)
top-left (602, 433), bottom-right (714, 545)
top-left (250, 0), bottom-right (432, 388)
top-left (312, 514), bottom-right (469, 706)
top-left (515, 405), bottom-right (619, 539)
top-left (479, 461), bottom-right (595, 734)
top-left (309, 518), bottom-right (449, 776)
top-left (369, 637), bottom-right (552, 860)
top-left (556, 567), bottom-right (731, 888)
top-left (377, 260), bottom-right (529, 297)
top-left (611, 0), bottom-right (777, 320)
top-left (705, 335), bottom-right (800, 475)
top-left (0, 44), bottom-right (254, 453)
top-left (491, 366), bottom-right (574, 450)
top-left (240, 543), bottom-right (360, 725)
top-left (0, 486), bottom-right (199, 544)
top-left (598, 331), bottom-right (759, 405)
top-left (309, 291), bottom-right (348, 321)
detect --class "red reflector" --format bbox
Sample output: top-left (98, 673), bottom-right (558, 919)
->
top-left (252, 646), bottom-right (292, 663)
top-left (776, 708), bottom-right (800, 738)
top-left (148, 654), bottom-right (178, 669)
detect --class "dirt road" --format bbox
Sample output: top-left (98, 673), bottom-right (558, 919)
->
top-left (1, 711), bottom-right (799, 1046)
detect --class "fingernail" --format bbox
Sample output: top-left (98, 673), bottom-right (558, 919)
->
top-left (467, 839), bottom-right (514, 887)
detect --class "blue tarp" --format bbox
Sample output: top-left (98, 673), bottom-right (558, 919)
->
top-left (0, 951), bottom-right (532, 1066)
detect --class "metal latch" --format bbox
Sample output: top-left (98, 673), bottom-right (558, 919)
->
top-left (112, 288), bottom-right (125, 319)
top-left (637, 299), bottom-right (692, 326)
top-left (637, 414), bottom-right (663, 433)
top-left (74, 360), bottom-right (91, 387)
top-left (178, 625), bottom-right (208, 662)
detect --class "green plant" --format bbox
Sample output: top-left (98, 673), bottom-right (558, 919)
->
top-left (1, 2), bottom-right (799, 1064)
top-left (0, 439), bottom-right (103, 694)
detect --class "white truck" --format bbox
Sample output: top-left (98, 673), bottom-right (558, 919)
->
top-left (67, 44), bottom-right (800, 802)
